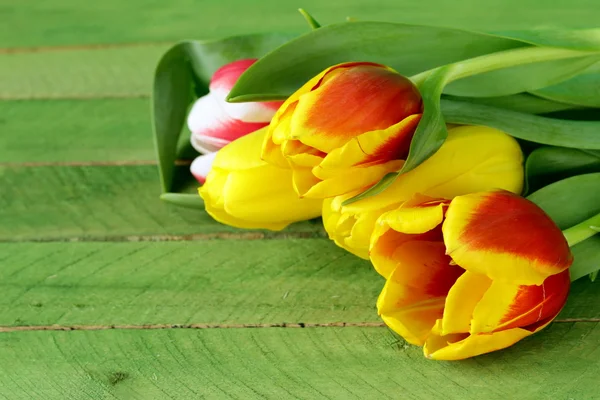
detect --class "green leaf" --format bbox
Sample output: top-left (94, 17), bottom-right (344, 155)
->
top-left (525, 146), bottom-right (600, 194)
top-left (152, 43), bottom-right (194, 193)
top-left (160, 193), bottom-right (205, 209)
top-left (152, 33), bottom-right (297, 192)
top-left (342, 66), bottom-right (452, 205)
top-left (444, 55), bottom-right (600, 97)
top-left (441, 99), bottom-right (600, 149)
top-left (442, 93), bottom-right (582, 114)
top-left (492, 27), bottom-right (600, 50)
top-left (528, 173), bottom-right (600, 281)
top-left (531, 63), bottom-right (600, 108)
top-left (528, 173), bottom-right (600, 230)
top-left (402, 67), bottom-right (453, 174)
top-left (298, 8), bottom-right (321, 30)
top-left (184, 33), bottom-right (298, 84)
top-left (227, 22), bottom-right (525, 102)
top-left (569, 236), bottom-right (600, 281)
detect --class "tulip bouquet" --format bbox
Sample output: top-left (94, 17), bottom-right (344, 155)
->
top-left (152, 11), bottom-right (600, 360)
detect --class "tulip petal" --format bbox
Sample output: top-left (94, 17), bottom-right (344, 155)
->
top-left (262, 103), bottom-right (299, 167)
top-left (471, 269), bottom-right (570, 334)
top-left (377, 241), bottom-right (463, 345)
top-left (440, 271), bottom-right (493, 335)
top-left (323, 195), bottom-right (375, 259)
top-left (283, 140), bottom-right (325, 168)
top-left (190, 152), bottom-right (217, 184)
top-left (199, 166), bottom-right (229, 209)
top-left (210, 59), bottom-right (257, 92)
top-left (210, 84), bottom-right (282, 123)
top-left (209, 58), bottom-right (283, 116)
top-left (188, 94), bottom-right (268, 153)
top-left (290, 64), bottom-right (422, 153)
top-left (190, 135), bottom-right (226, 154)
top-left (299, 161), bottom-right (402, 199)
top-left (424, 321), bottom-right (533, 361)
top-left (199, 127), bottom-right (323, 230)
top-left (223, 166), bottom-right (322, 224)
top-left (200, 164), bottom-right (322, 230)
top-left (345, 211), bottom-right (384, 259)
top-left (212, 127), bottom-right (269, 170)
top-left (443, 191), bottom-right (573, 285)
top-left (317, 114), bottom-right (421, 170)
top-left (370, 195), bottom-right (447, 278)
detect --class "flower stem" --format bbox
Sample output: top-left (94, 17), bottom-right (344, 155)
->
top-left (410, 46), bottom-right (599, 87)
top-left (563, 212), bottom-right (600, 247)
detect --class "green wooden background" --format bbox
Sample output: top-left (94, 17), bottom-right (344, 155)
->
top-left (1, 1), bottom-right (599, 398)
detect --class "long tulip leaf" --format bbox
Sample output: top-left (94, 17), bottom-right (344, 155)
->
top-left (525, 146), bottom-right (600, 194)
top-left (152, 43), bottom-right (194, 193)
top-left (444, 55), bottom-right (600, 97)
top-left (160, 193), bottom-right (205, 209)
top-left (531, 63), bottom-right (600, 108)
top-left (442, 93), bottom-right (582, 114)
top-left (492, 27), bottom-right (600, 50)
top-left (227, 22), bottom-right (525, 102)
top-left (441, 99), bottom-right (600, 149)
top-left (152, 33), bottom-right (296, 192)
top-left (528, 173), bottom-right (600, 281)
top-left (228, 22), bottom-right (600, 102)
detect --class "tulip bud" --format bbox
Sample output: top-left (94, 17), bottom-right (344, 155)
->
top-left (323, 125), bottom-right (524, 259)
top-left (371, 191), bottom-right (573, 360)
top-left (262, 62), bottom-right (423, 198)
top-left (199, 127), bottom-right (322, 230)
top-left (187, 59), bottom-right (283, 154)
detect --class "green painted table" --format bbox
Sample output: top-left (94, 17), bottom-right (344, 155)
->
top-left (1, 1), bottom-right (599, 398)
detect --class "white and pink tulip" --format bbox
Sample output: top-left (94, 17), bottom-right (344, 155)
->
top-left (187, 59), bottom-right (284, 185)
top-left (188, 59), bottom-right (283, 183)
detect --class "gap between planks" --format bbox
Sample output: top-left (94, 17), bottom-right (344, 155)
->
top-left (0, 93), bottom-right (150, 101)
top-left (0, 231), bottom-right (327, 243)
top-left (0, 41), bottom-right (174, 54)
top-left (0, 159), bottom-right (191, 168)
top-left (0, 319), bottom-right (597, 333)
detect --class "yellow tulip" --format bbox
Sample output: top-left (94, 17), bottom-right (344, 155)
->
top-left (371, 191), bottom-right (572, 360)
top-left (262, 62), bottom-right (423, 199)
top-left (199, 127), bottom-right (323, 230)
top-left (323, 125), bottom-right (524, 259)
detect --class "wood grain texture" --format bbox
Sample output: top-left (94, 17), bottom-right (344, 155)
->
top-left (2, 1), bottom-right (600, 398)
top-left (0, 240), bottom-right (376, 327)
top-left (0, 45), bottom-right (167, 99)
top-left (0, 99), bottom-right (154, 163)
top-left (2, 0), bottom-right (600, 48)
top-left (0, 165), bottom-right (325, 240)
top-left (0, 241), bottom-right (596, 329)
top-left (0, 324), bottom-right (598, 399)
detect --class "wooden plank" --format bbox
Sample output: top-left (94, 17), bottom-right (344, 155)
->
top-left (0, 99), bottom-right (154, 163)
top-left (0, 240), bottom-right (596, 328)
top-left (0, 165), bottom-right (325, 240)
top-left (0, 45), bottom-right (168, 99)
top-left (0, 240), bottom-right (376, 327)
top-left (2, 0), bottom-right (600, 48)
top-left (0, 323), bottom-right (597, 399)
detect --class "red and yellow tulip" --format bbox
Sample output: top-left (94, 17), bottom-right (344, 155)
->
top-left (371, 191), bottom-right (572, 360)
top-left (199, 127), bottom-right (322, 230)
top-left (262, 62), bottom-right (423, 198)
top-left (323, 125), bottom-right (524, 259)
